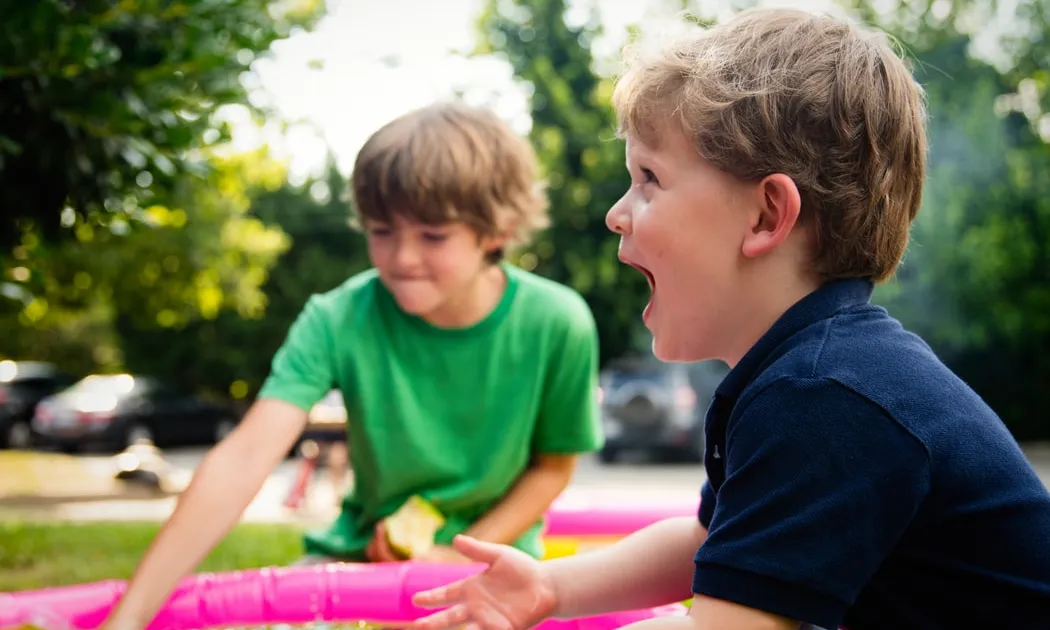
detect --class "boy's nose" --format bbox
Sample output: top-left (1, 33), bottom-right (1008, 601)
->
top-left (393, 240), bottom-right (423, 269)
top-left (606, 195), bottom-right (633, 235)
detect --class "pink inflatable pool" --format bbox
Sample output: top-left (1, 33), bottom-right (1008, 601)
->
top-left (544, 494), bottom-right (699, 537)
top-left (0, 562), bottom-right (687, 630)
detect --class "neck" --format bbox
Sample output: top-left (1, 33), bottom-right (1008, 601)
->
top-left (720, 268), bottom-right (822, 368)
top-left (422, 264), bottom-right (507, 329)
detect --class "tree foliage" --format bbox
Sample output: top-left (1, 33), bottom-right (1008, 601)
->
top-left (851, 0), bottom-right (1050, 439)
top-left (1, 147), bottom-right (292, 381)
top-left (115, 158), bottom-right (371, 398)
top-left (0, 0), bottom-right (325, 251)
top-left (476, 0), bottom-right (652, 365)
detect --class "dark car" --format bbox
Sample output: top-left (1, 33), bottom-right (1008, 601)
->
top-left (597, 356), bottom-right (729, 464)
top-left (0, 360), bottom-right (78, 449)
top-left (31, 373), bottom-right (240, 452)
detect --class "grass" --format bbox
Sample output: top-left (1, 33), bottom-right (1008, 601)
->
top-left (0, 520), bottom-right (306, 592)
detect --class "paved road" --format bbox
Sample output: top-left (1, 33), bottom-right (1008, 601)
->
top-left (161, 448), bottom-right (712, 497)
top-left (163, 442), bottom-right (1050, 497)
top-left (14, 444), bottom-right (1050, 524)
top-left (18, 448), bottom-right (708, 524)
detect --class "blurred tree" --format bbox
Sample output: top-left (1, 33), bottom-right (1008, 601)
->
top-left (0, 147), bottom-right (291, 389)
top-left (99, 154), bottom-right (367, 402)
top-left (120, 156), bottom-right (371, 400)
top-left (0, 0), bottom-right (326, 253)
top-left (845, 0), bottom-right (1050, 439)
top-left (475, 0), bottom-right (652, 365)
top-left (248, 156), bottom-right (370, 334)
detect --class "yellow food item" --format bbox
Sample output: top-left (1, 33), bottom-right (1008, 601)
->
top-left (385, 495), bottom-right (446, 559)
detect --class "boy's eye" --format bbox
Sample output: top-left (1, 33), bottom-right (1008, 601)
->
top-left (367, 226), bottom-right (392, 238)
top-left (641, 167), bottom-right (659, 185)
top-left (422, 232), bottom-right (449, 243)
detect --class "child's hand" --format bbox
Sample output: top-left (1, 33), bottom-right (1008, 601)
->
top-left (365, 520), bottom-right (401, 562)
top-left (410, 535), bottom-right (557, 630)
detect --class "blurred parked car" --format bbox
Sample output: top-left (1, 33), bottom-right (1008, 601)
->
top-left (598, 356), bottom-right (729, 464)
top-left (0, 360), bottom-right (78, 449)
top-left (32, 373), bottom-right (240, 452)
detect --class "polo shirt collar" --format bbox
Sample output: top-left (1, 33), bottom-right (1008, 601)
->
top-left (716, 278), bottom-right (875, 399)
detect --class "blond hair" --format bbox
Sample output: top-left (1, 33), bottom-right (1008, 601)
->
top-left (613, 8), bottom-right (928, 283)
top-left (350, 101), bottom-right (549, 261)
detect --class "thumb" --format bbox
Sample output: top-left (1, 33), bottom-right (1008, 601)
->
top-left (451, 535), bottom-right (503, 564)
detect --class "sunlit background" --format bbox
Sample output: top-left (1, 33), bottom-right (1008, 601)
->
top-left (1, 0), bottom-right (1048, 601)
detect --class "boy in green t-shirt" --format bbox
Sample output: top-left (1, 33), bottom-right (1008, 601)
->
top-left (100, 102), bottom-right (604, 630)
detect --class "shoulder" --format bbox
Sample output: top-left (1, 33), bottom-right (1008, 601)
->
top-left (310, 268), bottom-right (382, 310)
top-left (731, 374), bottom-right (930, 464)
top-left (506, 265), bottom-right (597, 336)
top-left (745, 304), bottom-right (997, 441)
top-left (733, 306), bottom-right (934, 449)
top-left (746, 304), bottom-right (924, 389)
top-left (280, 270), bottom-right (382, 349)
top-left (299, 269), bottom-right (383, 322)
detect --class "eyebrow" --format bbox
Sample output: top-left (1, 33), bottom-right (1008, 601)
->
top-left (625, 142), bottom-right (645, 167)
top-left (627, 144), bottom-right (666, 172)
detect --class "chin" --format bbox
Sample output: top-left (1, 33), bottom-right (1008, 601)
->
top-left (651, 336), bottom-right (690, 363)
top-left (392, 294), bottom-right (443, 316)
top-left (651, 332), bottom-right (716, 364)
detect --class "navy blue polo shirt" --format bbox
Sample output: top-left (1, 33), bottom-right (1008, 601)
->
top-left (692, 278), bottom-right (1050, 630)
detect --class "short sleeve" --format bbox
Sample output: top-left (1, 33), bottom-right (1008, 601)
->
top-left (531, 299), bottom-right (603, 454)
top-left (691, 377), bottom-right (930, 630)
top-left (257, 295), bottom-right (336, 412)
top-left (699, 480), bottom-right (716, 529)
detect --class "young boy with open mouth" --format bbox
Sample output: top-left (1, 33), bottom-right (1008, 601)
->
top-left (409, 8), bottom-right (1050, 630)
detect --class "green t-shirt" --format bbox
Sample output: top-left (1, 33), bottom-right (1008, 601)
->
top-left (257, 263), bottom-right (603, 560)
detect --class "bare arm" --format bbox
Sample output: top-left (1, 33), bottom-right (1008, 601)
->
top-left (102, 398), bottom-right (308, 630)
top-left (618, 596), bottom-right (798, 630)
top-left (550, 515), bottom-right (708, 618)
top-left (464, 454), bottom-right (577, 545)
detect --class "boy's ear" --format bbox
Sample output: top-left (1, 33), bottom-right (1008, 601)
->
top-left (741, 173), bottom-right (802, 259)
top-left (482, 222), bottom-right (514, 251)
top-left (481, 232), bottom-right (509, 255)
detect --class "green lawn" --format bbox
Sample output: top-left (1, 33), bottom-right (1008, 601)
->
top-left (0, 520), bottom-right (306, 592)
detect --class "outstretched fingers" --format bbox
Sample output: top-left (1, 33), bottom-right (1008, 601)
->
top-left (413, 579), bottom-right (466, 609)
top-left (411, 603), bottom-right (470, 630)
top-left (451, 535), bottom-right (504, 564)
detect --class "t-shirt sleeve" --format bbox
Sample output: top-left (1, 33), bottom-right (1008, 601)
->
top-left (691, 377), bottom-right (930, 630)
top-left (256, 295), bottom-right (337, 412)
top-left (531, 298), bottom-right (604, 454)
top-left (699, 480), bottom-right (716, 529)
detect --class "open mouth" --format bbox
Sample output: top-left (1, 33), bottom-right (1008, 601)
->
top-left (626, 261), bottom-right (655, 292)
top-left (620, 257), bottom-right (657, 323)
